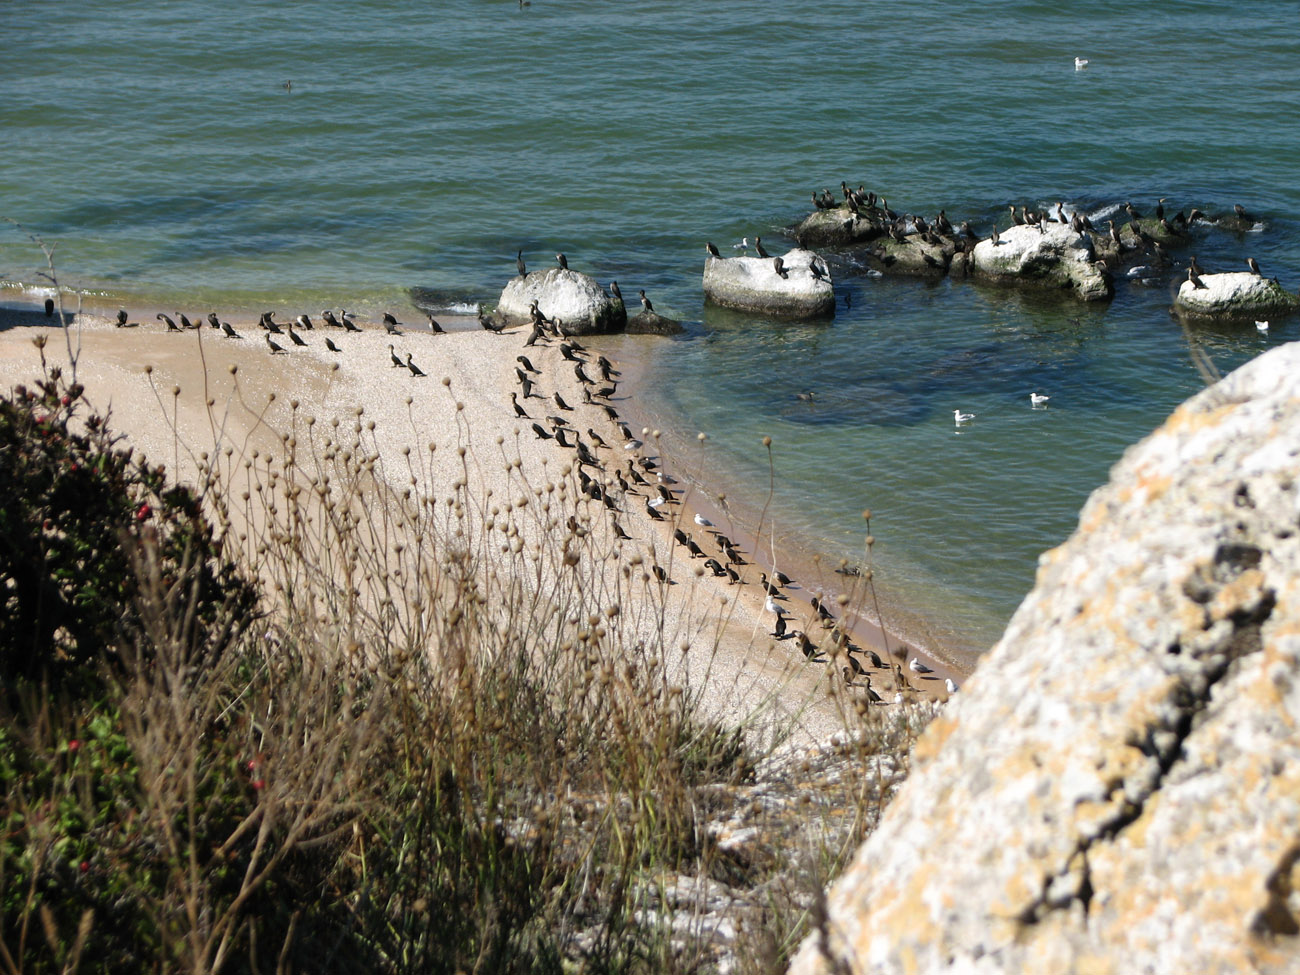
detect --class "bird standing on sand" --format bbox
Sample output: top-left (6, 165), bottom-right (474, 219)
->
top-left (287, 327), bottom-right (307, 346)
top-left (427, 314), bottom-right (445, 333)
top-left (296, 313), bottom-right (314, 331)
top-left (945, 678), bottom-right (959, 694)
top-left (518, 354), bottom-right (539, 374)
top-left (158, 313), bottom-right (180, 332)
top-left (554, 392), bottom-right (573, 412)
top-left (325, 336), bottom-right (342, 353)
top-left (342, 312), bottom-right (362, 333)
top-left (693, 513), bottom-right (713, 529)
top-left (266, 333), bottom-right (287, 355)
top-left (405, 353), bottom-right (426, 377)
top-left (908, 657), bottom-right (933, 674)
top-left (179, 313), bottom-right (198, 329)
top-left (115, 309), bottom-right (129, 328)
top-left (221, 321), bottom-right (241, 339)
top-left (383, 313), bottom-right (402, 334)
top-left (389, 344), bottom-right (404, 367)
top-left (638, 290), bottom-right (654, 314)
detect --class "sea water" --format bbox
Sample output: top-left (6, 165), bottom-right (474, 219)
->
top-left (3, 0), bottom-right (1299, 667)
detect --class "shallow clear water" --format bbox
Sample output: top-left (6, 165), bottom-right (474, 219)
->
top-left (4, 0), bottom-right (1298, 664)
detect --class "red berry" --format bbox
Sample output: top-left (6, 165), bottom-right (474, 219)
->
top-left (136, 504), bottom-right (152, 521)
top-left (68, 739), bottom-right (81, 752)
top-left (60, 396), bottom-right (71, 406)
top-left (251, 779), bottom-right (265, 791)
top-left (79, 861), bottom-right (89, 873)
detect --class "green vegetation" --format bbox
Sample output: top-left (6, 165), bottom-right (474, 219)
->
top-left (0, 354), bottom-right (928, 974)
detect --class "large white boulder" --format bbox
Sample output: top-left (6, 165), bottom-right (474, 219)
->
top-left (495, 268), bottom-right (626, 335)
top-left (702, 248), bottom-right (834, 318)
top-left (971, 223), bottom-right (1112, 300)
top-left (1174, 271), bottom-right (1299, 321)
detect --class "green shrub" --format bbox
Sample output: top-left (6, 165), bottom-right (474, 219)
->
top-left (0, 366), bottom-right (257, 693)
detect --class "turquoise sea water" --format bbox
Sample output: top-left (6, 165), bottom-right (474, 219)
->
top-left (4, 1), bottom-right (1299, 666)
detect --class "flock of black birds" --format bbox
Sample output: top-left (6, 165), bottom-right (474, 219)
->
top-left (506, 316), bottom-right (909, 698)
top-left (108, 306), bottom-right (446, 378)
top-left (810, 182), bottom-right (1272, 290)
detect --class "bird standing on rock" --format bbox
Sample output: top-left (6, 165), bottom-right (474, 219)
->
top-left (754, 236), bottom-right (770, 258)
top-left (773, 256), bottom-right (787, 278)
top-left (556, 252), bottom-right (568, 270)
top-left (638, 290), bottom-right (654, 314)
top-left (1247, 257), bottom-right (1262, 276)
top-left (517, 251), bottom-right (528, 277)
top-left (706, 242), bottom-right (721, 258)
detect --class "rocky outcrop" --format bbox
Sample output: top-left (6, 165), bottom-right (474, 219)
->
top-left (793, 208), bottom-right (889, 248)
top-left (702, 249), bottom-right (835, 318)
top-left (789, 341), bottom-right (1300, 975)
top-left (864, 236), bottom-right (952, 277)
top-left (496, 268), bottom-right (626, 335)
top-left (971, 223), bottom-right (1113, 300)
top-left (1174, 271), bottom-right (1300, 321)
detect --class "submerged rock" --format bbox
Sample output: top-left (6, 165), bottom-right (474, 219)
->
top-left (971, 224), bottom-right (1112, 300)
top-left (1173, 271), bottom-right (1299, 321)
top-left (626, 310), bottom-right (684, 335)
top-left (789, 342), bottom-right (1300, 975)
top-left (496, 268), bottom-right (626, 335)
top-left (702, 249), bottom-right (834, 318)
top-left (864, 235), bottom-right (951, 277)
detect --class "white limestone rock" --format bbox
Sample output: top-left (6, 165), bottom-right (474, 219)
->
top-left (971, 223), bottom-right (1112, 300)
top-left (495, 268), bottom-right (625, 335)
top-left (702, 249), bottom-right (834, 318)
top-left (789, 341), bottom-right (1300, 975)
top-left (1174, 271), bottom-right (1299, 321)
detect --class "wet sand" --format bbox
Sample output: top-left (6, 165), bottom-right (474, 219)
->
top-left (0, 298), bottom-right (949, 749)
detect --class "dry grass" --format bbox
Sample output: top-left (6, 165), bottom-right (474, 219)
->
top-left (1, 339), bottom-right (935, 973)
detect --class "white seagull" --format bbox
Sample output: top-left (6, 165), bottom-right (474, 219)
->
top-left (733, 237), bottom-right (749, 250)
top-left (1030, 392), bottom-right (1050, 407)
top-left (693, 513), bottom-right (713, 528)
top-left (945, 678), bottom-right (959, 694)
top-left (1256, 320), bottom-right (1270, 333)
top-left (1074, 57), bottom-right (1089, 70)
top-left (954, 409), bottom-right (975, 426)
top-left (908, 657), bottom-right (933, 674)
top-left (764, 595), bottom-right (779, 615)
top-left (647, 496), bottom-right (665, 508)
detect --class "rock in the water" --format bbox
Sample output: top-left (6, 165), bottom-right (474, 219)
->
top-left (864, 235), bottom-right (951, 277)
top-left (496, 267), bottom-right (626, 335)
top-left (626, 311), bottom-right (683, 335)
top-left (794, 208), bottom-right (889, 248)
top-left (789, 341), bottom-right (1300, 975)
top-left (971, 224), bottom-right (1113, 301)
top-left (1174, 270), bottom-right (1300, 321)
top-left (702, 249), bottom-right (835, 318)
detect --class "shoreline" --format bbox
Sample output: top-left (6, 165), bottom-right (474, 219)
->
top-left (1, 297), bottom-right (957, 724)
top-left (580, 330), bottom-right (973, 684)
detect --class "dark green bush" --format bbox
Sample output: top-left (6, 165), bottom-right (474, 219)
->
top-left (0, 367), bottom-right (257, 693)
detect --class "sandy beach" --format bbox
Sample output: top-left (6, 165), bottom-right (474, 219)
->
top-left (0, 297), bottom-right (951, 748)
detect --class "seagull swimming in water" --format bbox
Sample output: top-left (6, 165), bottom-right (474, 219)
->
top-left (954, 409), bottom-right (975, 426)
top-left (1256, 320), bottom-right (1270, 333)
top-left (1030, 392), bottom-right (1050, 408)
top-left (1074, 57), bottom-right (1089, 70)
